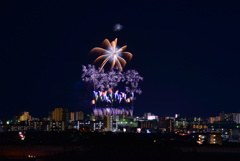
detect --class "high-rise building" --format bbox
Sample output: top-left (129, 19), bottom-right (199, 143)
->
top-left (70, 112), bottom-right (75, 121)
top-left (219, 112), bottom-right (233, 122)
top-left (235, 113), bottom-right (240, 124)
top-left (209, 116), bottom-right (220, 124)
top-left (52, 108), bottom-right (68, 121)
top-left (51, 111), bottom-right (55, 120)
top-left (159, 117), bottom-right (167, 128)
top-left (75, 111), bottom-right (84, 121)
top-left (166, 119), bottom-right (174, 133)
top-left (159, 117), bottom-right (174, 132)
top-left (220, 111), bottom-right (225, 121)
top-left (104, 115), bottom-right (113, 131)
top-left (69, 111), bottom-right (84, 121)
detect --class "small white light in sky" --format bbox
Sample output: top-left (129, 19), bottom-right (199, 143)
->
top-left (113, 23), bottom-right (123, 31)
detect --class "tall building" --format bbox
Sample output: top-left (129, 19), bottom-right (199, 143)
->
top-left (236, 113), bottom-right (240, 124)
top-left (104, 115), bottom-right (113, 131)
top-left (75, 111), bottom-right (84, 121)
top-left (219, 112), bottom-right (233, 122)
top-left (70, 111), bottom-right (84, 121)
top-left (52, 108), bottom-right (68, 121)
top-left (159, 117), bottom-right (174, 132)
top-left (51, 111), bottom-right (55, 120)
top-left (70, 112), bottom-right (75, 121)
top-left (166, 119), bottom-right (174, 133)
top-left (159, 117), bottom-right (167, 128)
top-left (209, 116), bottom-right (220, 124)
top-left (220, 111), bottom-right (225, 121)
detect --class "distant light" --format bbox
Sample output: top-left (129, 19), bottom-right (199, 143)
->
top-left (147, 116), bottom-right (157, 120)
top-left (137, 128), bottom-right (141, 133)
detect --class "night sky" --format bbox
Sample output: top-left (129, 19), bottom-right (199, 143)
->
top-left (1, 1), bottom-right (240, 120)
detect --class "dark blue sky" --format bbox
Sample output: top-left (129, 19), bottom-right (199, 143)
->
top-left (0, 1), bottom-right (240, 120)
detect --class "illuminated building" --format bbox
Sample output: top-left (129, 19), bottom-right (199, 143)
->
top-left (229, 113), bottom-right (240, 124)
top-left (75, 111), bottom-right (84, 121)
top-left (19, 111), bottom-right (31, 121)
top-left (191, 124), bottom-right (208, 132)
top-left (139, 119), bottom-right (158, 130)
top-left (53, 108), bottom-right (62, 121)
top-left (159, 117), bottom-right (167, 131)
top-left (209, 112), bottom-right (240, 124)
top-left (196, 134), bottom-right (205, 145)
top-left (70, 111), bottom-right (84, 121)
top-left (70, 112), bottom-right (75, 121)
top-left (193, 133), bottom-right (222, 145)
top-left (103, 115), bottom-right (113, 131)
top-left (220, 111), bottom-right (233, 122)
top-left (10, 122), bottom-right (29, 131)
top-left (209, 116), bottom-right (220, 124)
top-left (206, 133), bottom-right (222, 145)
top-left (50, 121), bottom-right (65, 131)
top-left (174, 117), bottom-right (188, 127)
top-left (52, 108), bottom-right (68, 121)
top-left (236, 113), bottom-right (240, 124)
top-left (29, 121), bottom-right (42, 130)
top-left (166, 119), bottom-right (174, 133)
top-left (9, 120), bottom-right (43, 132)
top-left (147, 115), bottom-right (158, 121)
top-left (117, 118), bottom-right (138, 132)
top-left (90, 114), bottom-right (96, 121)
top-left (158, 117), bottom-right (174, 133)
top-left (91, 121), bottom-right (104, 131)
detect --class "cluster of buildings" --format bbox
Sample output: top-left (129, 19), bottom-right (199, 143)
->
top-left (0, 110), bottom-right (240, 140)
top-left (0, 108), bottom-right (83, 132)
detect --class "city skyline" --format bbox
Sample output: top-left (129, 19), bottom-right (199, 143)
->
top-left (1, 1), bottom-right (240, 120)
top-left (2, 108), bottom-right (240, 122)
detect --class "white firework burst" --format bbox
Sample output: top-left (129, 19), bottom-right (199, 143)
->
top-left (89, 38), bottom-right (133, 72)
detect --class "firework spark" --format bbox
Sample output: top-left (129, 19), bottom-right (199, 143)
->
top-left (90, 38), bottom-right (132, 71)
top-left (113, 23), bottom-right (123, 31)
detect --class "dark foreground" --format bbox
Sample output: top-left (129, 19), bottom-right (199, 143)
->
top-left (1, 131), bottom-right (240, 161)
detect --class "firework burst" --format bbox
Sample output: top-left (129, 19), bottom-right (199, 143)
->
top-left (90, 38), bottom-right (133, 72)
